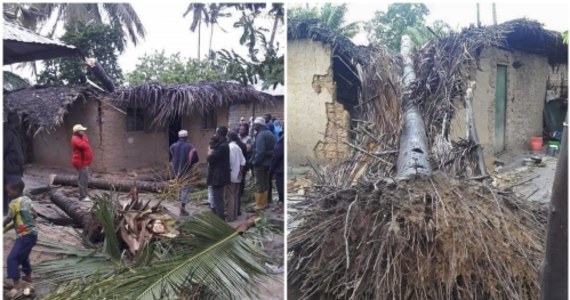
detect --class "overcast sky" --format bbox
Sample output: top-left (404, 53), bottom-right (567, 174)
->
top-left (292, 2), bottom-right (569, 45)
top-left (118, 2), bottom-right (284, 74)
top-left (3, 2), bottom-right (568, 82)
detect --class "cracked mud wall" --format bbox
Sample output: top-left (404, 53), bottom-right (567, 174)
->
top-left (451, 47), bottom-right (551, 169)
top-left (288, 40), bottom-right (350, 164)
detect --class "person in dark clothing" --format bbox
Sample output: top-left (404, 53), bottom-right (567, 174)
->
top-left (170, 130), bottom-right (199, 216)
top-left (250, 117), bottom-right (276, 210)
top-left (270, 131), bottom-right (284, 212)
top-left (3, 112), bottom-right (25, 216)
top-left (207, 126), bottom-right (231, 220)
top-left (264, 114), bottom-right (275, 135)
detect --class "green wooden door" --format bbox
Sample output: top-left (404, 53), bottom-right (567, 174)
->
top-left (494, 65), bottom-right (507, 153)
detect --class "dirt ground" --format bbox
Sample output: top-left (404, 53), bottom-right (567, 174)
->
top-left (3, 165), bottom-right (284, 299)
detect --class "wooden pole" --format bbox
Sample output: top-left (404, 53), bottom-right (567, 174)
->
top-left (541, 119), bottom-right (568, 300)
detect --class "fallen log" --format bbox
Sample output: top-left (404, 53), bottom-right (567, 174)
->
top-left (49, 191), bottom-right (102, 242)
top-left (51, 174), bottom-right (168, 193)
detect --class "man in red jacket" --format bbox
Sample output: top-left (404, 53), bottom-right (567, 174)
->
top-left (71, 124), bottom-right (93, 201)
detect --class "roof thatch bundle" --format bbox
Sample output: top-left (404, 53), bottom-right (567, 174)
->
top-left (287, 18), bottom-right (363, 65)
top-left (3, 86), bottom-right (93, 134)
top-left (110, 81), bottom-right (275, 128)
top-left (288, 19), bottom-right (558, 300)
top-left (3, 81), bottom-right (275, 133)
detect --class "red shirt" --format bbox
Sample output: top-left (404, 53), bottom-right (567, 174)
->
top-left (71, 134), bottom-right (93, 169)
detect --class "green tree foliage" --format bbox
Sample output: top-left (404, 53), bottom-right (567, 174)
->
top-left (288, 3), bottom-right (360, 38)
top-left (563, 31), bottom-right (568, 44)
top-left (215, 5), bottom-right (284, 89)
top-left (37, 22), bottom-right (125, 86)
top-left (365, 3), bottom-right (449, 51)
top-left (126, 51), bottom-right (222, 85)
top-left (3, 3), bottom-right (145, 45)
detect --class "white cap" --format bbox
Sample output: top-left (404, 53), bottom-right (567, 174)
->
top-left (253, 117), bottom-right (265, 125)
top-left (73, 124), bottom-right (87, 132)
top-left (178, 130), bottom-right (188, 137)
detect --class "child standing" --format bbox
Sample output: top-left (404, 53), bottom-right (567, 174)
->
top-left (3, 178), bottom-right (38, 298)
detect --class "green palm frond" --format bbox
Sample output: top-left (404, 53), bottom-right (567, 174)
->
top-left (106, 212), bottom-right (270, 299)
top-left (39, 211), bottom-right (271, 299)
top-left (92, 194), bottom-right (122, 261)
top-left (3, 71), bottom-right (30, 91)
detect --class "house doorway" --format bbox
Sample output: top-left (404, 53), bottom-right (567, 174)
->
top-left (494, 65), bottom-right (507, 153)
top-left (168, 117), bottom-right (182, 159)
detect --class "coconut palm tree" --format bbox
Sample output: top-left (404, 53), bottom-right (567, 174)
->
top-left (3, 3), bottom-right (145, 45)
top-left (268, 3), bottom-right (284, 49)
top-left (184, 3), bottom-right (209, 59)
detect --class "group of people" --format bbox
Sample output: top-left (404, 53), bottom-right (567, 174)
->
top-left (1, 112), bottom-right (284, 296)
top-left (172, 113), bottom-right (284, 222)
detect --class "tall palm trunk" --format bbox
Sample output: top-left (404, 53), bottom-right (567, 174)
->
top-left (541, 118), bottom-right (568, 299)
top-left (396, 35), bottom-right (432, 180)
top-left (209, 21), bottom-right (214, 54)
top-left (197, 19), bottom-right (202, 59)
top-left (269, 15), bottom-right (279, 49)
top-left (493, 2), bottom-right (497, 25)
top-left (476, 3), bottom-right (481, 27)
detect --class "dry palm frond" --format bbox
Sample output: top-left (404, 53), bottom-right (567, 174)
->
top-left (289, 172), bottom-right (546, 300)
top-left (288, 19), bottom-right (557, 300)
top-left (3, 81), bottom-right (275, 134)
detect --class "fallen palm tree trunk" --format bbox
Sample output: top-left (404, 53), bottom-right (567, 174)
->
top-left (288, 21), bottom-right (550, 300)
top-left (397, 35), bottom-right (432, 180)
top-left (50, 174), bottom-right (168, 193)
top-left (49, 191), bottom-right (101, 242)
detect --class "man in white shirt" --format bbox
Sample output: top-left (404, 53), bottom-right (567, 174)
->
top-left (225, 132), bottom-right (246, 221)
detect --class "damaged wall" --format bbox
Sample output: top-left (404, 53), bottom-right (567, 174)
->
top-left (314, 101), bottom-right (350, 163)
top-left (288, 39), bottom-right (350, 164)
top-left (451, 47), bottom-right (550, 169)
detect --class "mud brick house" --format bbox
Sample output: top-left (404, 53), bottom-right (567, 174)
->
top-left (448, 20), bottom-right (567, 168)
top-left (4, 81), bottom-right (276, 173)
top-left (287, 18), bottom-right (567, 169)
top-left (287, 19), bottom-right (361, 165)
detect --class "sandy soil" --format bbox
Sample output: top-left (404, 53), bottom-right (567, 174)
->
top-left (3, 166), bottom-right (284, 299)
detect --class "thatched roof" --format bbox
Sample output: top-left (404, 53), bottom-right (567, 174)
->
top-left (110, 82), bottom-right (275, 127)
top-left (3, 86), bottom-right (92, 134)
top-left (499, 18), bottom-right (567, 65)
top-left (287, 18), bottom-right (363, 66)
top-left (3, 81), bottom-right (275, 133)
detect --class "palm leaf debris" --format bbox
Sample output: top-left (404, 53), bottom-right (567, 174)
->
top-left (287, 18), bottom-right (563, 299)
